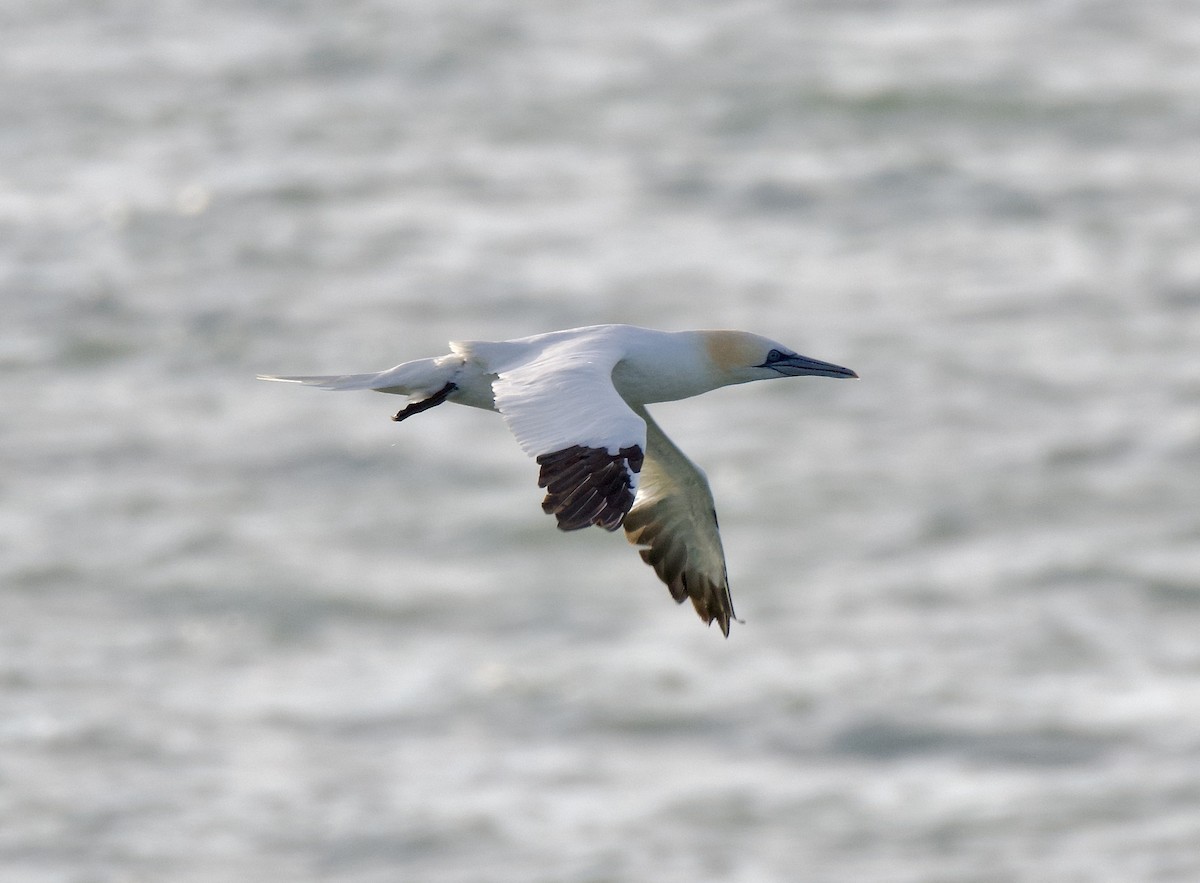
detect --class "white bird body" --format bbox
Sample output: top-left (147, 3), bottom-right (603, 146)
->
top-left (259, 324), bottom-right (855, 635)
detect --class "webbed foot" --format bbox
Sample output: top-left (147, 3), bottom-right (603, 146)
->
top-left (391, 381), bottom-right (458, 422)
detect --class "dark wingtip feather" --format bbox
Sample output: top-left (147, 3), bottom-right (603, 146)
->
top-left (536, 444), bottom-right (643, 532)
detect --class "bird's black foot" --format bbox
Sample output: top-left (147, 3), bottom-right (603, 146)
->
top-left (391, 381), bottom-right (458, 423)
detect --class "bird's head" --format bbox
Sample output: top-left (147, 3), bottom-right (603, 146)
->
top-left (700, 330), bottom-right (858, 386)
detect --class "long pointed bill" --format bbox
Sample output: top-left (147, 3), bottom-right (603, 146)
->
top-left (771, 354), bottom-right (858, 378)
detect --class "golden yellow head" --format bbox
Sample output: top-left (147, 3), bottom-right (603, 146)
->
top-left (699, 330), bottom-right (857, 384)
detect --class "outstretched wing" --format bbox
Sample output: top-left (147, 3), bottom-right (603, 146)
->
top-left (623, 405), bottom-right (736, 635)
top-left (468, 336), bottom-right (646, 532)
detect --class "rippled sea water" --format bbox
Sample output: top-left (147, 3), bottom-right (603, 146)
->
top-left (4, 1), bottom-right (1200, 880)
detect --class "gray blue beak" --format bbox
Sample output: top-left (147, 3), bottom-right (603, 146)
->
top-left (766, 353), bottom-right (858, 379)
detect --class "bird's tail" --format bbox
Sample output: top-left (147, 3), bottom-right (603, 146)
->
top-left (257, 356), bottom-right (455, 395)
top-left (256, 371), bottom-right (392, 390)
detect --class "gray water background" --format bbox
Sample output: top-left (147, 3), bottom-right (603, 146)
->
top-left (4, 1), bottom-right (1200, 880)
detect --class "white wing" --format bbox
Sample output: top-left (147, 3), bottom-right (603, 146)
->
top-left (623, 405), bottom-right (736, 635)
top-left (462, 334), bottom-right (647, 532)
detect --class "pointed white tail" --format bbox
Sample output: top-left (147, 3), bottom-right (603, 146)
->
top-left (256, 372), bottom-right (387, 390)
top-left (256, 356), bottom-right (458, 396)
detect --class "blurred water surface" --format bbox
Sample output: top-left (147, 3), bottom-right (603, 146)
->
top-left (3, 1), bottom-right (1200, 881)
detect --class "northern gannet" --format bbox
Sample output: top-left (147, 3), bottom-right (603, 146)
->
top-left (259, 324), bottom-right (856, 635)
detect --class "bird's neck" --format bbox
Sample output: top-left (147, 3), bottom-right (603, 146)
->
top-left (612, 330), bottom-right (729, 404)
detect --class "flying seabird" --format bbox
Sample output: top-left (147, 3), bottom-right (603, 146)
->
top-left (259, 324), bottom-right (856, 635)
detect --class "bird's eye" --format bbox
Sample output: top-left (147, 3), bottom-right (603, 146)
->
top-left (765, 349), bottom-right (785, 363)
